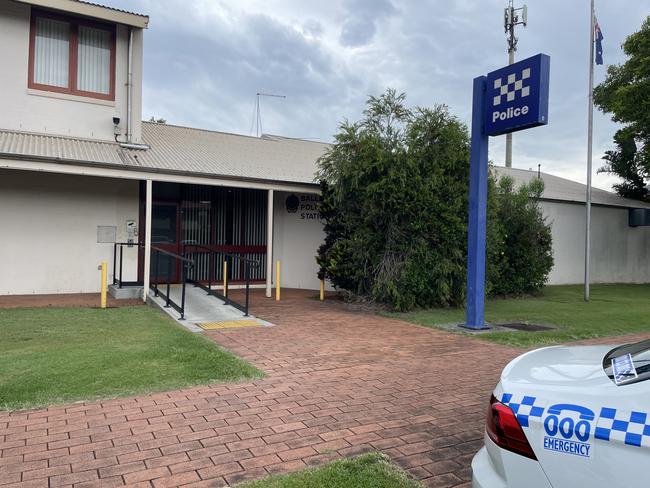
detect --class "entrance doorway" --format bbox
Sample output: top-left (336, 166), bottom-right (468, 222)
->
top-left (142, 182), bottom-right (268, 285)
top-left (151, 202), bottom-right (180, 282)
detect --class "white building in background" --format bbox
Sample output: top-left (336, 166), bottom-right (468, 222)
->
top-left (494, 167), bottom-right (650, 285)
top-left (0, 0), bottom-right (648, 305)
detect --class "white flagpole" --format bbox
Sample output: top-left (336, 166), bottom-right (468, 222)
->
top-left (584, 0), bottom-right (595, 302)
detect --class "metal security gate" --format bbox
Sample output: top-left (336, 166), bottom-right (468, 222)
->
top-left (175, 184), bottom-right (267, 284)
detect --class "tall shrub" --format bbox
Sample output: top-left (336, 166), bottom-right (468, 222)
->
top-left (488, 175), bottom-right (554, 295)
top-left (317, 90), bottom-right (554, 310)
top-left (317, 90), bottom-right (470, 310)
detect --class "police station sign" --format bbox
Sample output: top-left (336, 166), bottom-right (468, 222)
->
top-left (485, 53), bottom-right (550, 136)
top-left (465, 53), bottom-right (550, 330)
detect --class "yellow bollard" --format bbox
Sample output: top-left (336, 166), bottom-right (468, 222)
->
top-left (223, 260), bottom-right (228, 297)
top-left (100, 261), bottom-right (107, 309)
top-left (320, 279), bottom-right (325, 301)
top-left (275, 260), bottom-right (281, 301)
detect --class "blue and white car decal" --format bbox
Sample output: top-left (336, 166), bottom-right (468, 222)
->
top-left (500, 393), bottom-right (545, 427)
top-left (595, 408), bottom-right (650, 448)
top-left (500, 392), bottom-right (650, 456)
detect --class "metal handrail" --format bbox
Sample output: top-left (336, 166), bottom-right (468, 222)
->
top-left (182, 243), bottom-right (260, 316)
top-left (150, 245), bottom-right (194, 319)
top-left (112, 241), bottom-right (194, 319)
top-left (113, 241), bottom-right (143, 288)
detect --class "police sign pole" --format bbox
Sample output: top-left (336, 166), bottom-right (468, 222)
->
top-left (465, 53), bottom-right (550, 329)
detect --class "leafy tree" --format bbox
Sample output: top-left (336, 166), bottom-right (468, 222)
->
top-left (594, 17), bottom-right (650, 200)
top-left (317, 90), bottom-right (470, 310)
top-left (317, 90), bottom-right (554, 310)
top-left (148, 116), bottom-right (167, 124)
top-left (488, 175), bottom-right (554, 296)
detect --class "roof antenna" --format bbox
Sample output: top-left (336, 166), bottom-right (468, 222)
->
top-left (254, 93), bottom-right (286, 138)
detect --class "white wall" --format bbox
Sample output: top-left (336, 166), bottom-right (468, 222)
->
top-left (0, 0), bottom-right (143, 142)
top-left (542, 200), bottom-right (650, 285)
top-left (272, 191), bottom-right (325, 290)
top-left (0, 169), bottom-right (140, 294)
top-left (269, 194), bottom-right (650, 289)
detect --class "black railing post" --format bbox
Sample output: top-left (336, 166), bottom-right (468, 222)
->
top-left (113, 243), bottom-right (117, 286)
top-left (180, 262), bottom-right (188, 320)
top-left (154, 249), bottom-right (160, 297)
top-left (165, 254), bottom-right (171, 307)
top-left (244, 260), bottom-right (250, 317)
top-left (119, 245), bottom-right (124, 288)
top-left (207, 250), bottom-right (212, 295)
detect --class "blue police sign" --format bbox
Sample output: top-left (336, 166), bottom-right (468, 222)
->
top-left (485, 54), bottom-right (550, 136)
top-left (465, 53), bottom-right (550, 330)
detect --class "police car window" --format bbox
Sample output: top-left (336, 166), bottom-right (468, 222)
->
top-left (603, 339), bottom-right (650, 386)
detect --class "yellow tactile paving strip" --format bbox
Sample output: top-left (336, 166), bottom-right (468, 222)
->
top-left (197, 320), bottom-right (262, 330)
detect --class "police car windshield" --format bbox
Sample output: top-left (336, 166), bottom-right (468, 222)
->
top-left (603, 339), bottom-right (650, 386)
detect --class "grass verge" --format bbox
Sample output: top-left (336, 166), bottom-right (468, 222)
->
top-left (390, 284), bottom-right (650, 348)
top-left (237, 452), bottom-right (421, 488)
top-left (0, 305), bottom-right (262, 410)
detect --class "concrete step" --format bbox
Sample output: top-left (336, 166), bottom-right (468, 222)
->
top-left (108, 284), bottom-right (143, 300)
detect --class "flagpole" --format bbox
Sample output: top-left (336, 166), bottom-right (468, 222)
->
top-left (584, 0), bottom-right (595, 302)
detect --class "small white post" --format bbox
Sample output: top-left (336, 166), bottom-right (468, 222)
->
top-left (142, 179), bottom-right (153, 302)
top-left (266, 189), bottom-right (274, 298)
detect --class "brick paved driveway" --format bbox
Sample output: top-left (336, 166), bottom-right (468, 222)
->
top-left (3, 290), bottom-right (639, 488)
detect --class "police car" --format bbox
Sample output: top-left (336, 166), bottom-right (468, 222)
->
top-left (472, 339), bottom-right (650, 487)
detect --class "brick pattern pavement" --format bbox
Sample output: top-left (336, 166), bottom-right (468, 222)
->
top-left (1, 289), bottom-right (648, 487)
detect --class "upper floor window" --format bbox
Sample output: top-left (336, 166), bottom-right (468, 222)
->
top-left (29, 10), bottom-right (116, 100)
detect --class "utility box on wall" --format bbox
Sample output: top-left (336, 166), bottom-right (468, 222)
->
top-left (629, 208), bottom-right (650, 227)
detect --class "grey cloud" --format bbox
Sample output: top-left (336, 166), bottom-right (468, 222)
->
top-left (338, 0), bottom-right (395, 47)
top-left (105, 0), bottom-right (647, 189)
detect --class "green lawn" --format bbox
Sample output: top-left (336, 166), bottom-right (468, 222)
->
top-left (0, 306), bottom-right (262, 411)
top-left (390, 284), bottom-right (650, 348)
top-left (238, 453), bottom-right (421, 488)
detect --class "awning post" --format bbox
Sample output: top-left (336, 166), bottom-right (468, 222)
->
top-left (266, 189), bottom-right (274, 298)
top-left (142, 179), bottom-right (152, 302)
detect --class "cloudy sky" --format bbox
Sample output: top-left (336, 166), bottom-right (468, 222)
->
top-left (108, 0), bottom-right (648, 190)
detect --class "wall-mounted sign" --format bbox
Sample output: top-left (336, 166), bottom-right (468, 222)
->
top-left (286, 194), bottom-right (321, 220)
top-left (286, 194), bottom-right (300, 213)
top-left (485, 53), bottom-right (550, 136)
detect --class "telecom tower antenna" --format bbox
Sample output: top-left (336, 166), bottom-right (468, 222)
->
top-left (504, 1), bottom-right (527, 167)
top-left (254, 92), bottom-right (286, 138)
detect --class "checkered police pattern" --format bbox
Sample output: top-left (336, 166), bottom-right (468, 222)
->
top-left (595, 407), bottom-right (650, 447)
top-left (501, 393), bottom-right (545, 427)
top-left (493, 68), bottom-right (531, 107)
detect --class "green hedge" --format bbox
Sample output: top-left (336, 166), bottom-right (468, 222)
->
top-left (317, 90), bottom-right (553, 311)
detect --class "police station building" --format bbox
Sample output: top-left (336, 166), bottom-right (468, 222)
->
top-left (1, 0), bottom-right (650, 304)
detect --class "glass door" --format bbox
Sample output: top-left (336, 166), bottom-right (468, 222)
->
top-left (151, 202), bottom-right (179, 283)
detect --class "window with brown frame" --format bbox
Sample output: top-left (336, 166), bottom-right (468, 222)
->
top-left (28, 10), bottom-right (116, 101)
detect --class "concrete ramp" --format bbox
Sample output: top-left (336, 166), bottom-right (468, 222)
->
top-left (149, 284), bottom-right (273, 332)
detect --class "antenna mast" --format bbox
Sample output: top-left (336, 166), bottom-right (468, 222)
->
top-left (255, 92), bottom-right (286, 137)
top-left (504, 1), bottom-right (527, 167)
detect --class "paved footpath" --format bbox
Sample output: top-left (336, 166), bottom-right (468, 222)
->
top-left (1, 290), bottom-right (646, 488)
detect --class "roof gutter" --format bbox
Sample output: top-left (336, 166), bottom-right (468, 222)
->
top-left (0, 152), bottom-right (321, 192)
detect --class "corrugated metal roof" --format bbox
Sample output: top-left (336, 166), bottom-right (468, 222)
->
top-left (0, 130), bottom-right (124, 165)
top-left (0, 124), bottom-right (329, 185)
top-left (15, 0), bottom-right (149, 28)
top-left (128, 122), bottom-right (329, 184)
top-left (493, 166), bottom-right (650, 209)
top-left (71, 0), bottom-right (147, 18)
top-left (0, 124), bottom-right (648, 209)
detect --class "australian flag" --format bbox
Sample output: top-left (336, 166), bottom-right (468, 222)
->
top-left (595, 17), bottom-right (604, 65)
